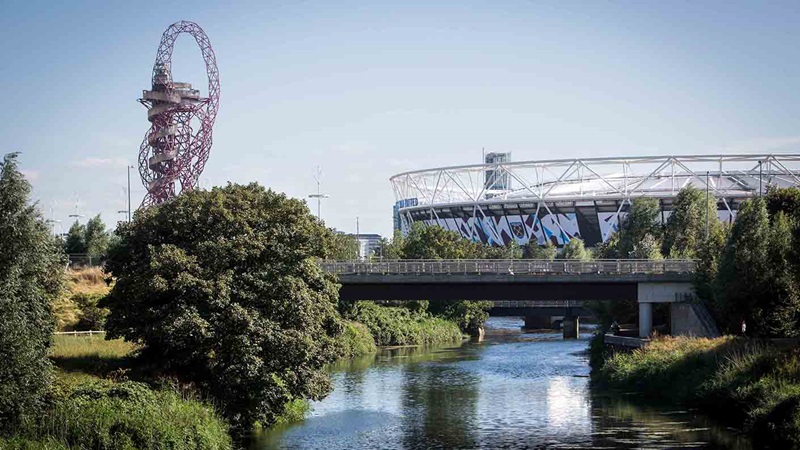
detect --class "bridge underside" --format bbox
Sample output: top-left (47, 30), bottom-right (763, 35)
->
top-left (489, 306), bottom-right (592, 316)
top-left (338, 281), bottom-right (637, 302)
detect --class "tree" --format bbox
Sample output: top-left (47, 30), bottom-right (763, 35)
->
top-left (558, 238), bottom-right (591, 260)
top-left (0, 153), bottom-right (64, 431)
top-left (64, 220), bottom-right (86, 254)
top-left (403, 223), bottom-right (479, 259)
top-left (379, 230), bottom-right (406, 259)
top-left (522, 241), bottom-right (557, 260)
top-left (84, 215), bottom-right (110, 260)
top-left (605, 198), bottom-right (663, 259)
top-left (325, 231), bottom-right (359, 260)
top-left (102, 183), bottom-right (344, 429)
top-left (662, 186), bottom-right (721, 258)
top-left (715, 198), bottom-right (771, 334)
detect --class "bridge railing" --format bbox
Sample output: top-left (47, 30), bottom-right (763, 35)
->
top-left (321, 259), bottom-right (696, 276)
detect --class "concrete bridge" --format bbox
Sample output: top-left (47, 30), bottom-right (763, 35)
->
top-left (322, 259), bottom-right (697, 338)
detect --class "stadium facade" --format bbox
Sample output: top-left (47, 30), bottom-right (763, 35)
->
top-left (390, 154), bottom-right (800, 247)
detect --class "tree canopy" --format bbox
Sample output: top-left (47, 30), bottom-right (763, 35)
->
top-left (63, 214), bottom-right (110, 260)
top-left (0, 153), bottom-right (64, 431)
top-left (102, 183), bottom-right (344, 428)
top-left (662, 186), bottom-right (720, 258)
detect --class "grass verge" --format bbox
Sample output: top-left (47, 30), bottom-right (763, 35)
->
top-left (593, 335), bottom-right (800, 449)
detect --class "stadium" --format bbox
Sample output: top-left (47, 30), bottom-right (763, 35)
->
top-left (390, 154), bottom-right (800, 247)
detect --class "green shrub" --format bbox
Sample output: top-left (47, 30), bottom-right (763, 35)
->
top-left (71, 292), bottom-right (109, 331)
top-left (596, 336), bottom-right (800, 448)
top-left (352, 302), bottom-right (462, 347)
top-left (0, 436), bottom-right (69, 450)
top-left (337, 321), bottom-right (377, 358)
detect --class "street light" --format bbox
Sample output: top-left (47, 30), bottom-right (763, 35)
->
top-left (705, 170), bottom-right (710, 239)
top-left (127, 165), bottom-right (135, 222)
top-left (308, 166), bottom-right (329, 221)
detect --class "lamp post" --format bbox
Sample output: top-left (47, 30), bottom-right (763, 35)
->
top-left (705, 171), bottom-right (710, 239)
top-left (308, 166), bottom-right (329, 221)
top-left (127, 165), bottom-right (135, 222)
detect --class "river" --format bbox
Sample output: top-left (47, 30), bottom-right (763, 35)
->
top-left (252, 317), bottom-right (752, 449)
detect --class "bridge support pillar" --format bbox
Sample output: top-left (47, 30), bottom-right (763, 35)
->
top-left (523, 315), bottom-right (552, 330)
top-left (639, 302), bottom-right (653, 338)
top-left (562, 315), bottom-right (579, 339)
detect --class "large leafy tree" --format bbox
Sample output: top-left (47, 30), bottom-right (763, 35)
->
top-left (325, 231), bottom-right (359, 260)
top-left (602, 198), bottom-right (663, 259)
top-left (0, 153), bottom-right (64, 431)
top-left (84, 214), bottom-right (110, 260)
top-left (715, 198), bottom-right (772, 334)
top-left (64, 220), bottom-right (86, 254)
top-left (63, 214), bottom-right (110, 260)
top-left (102, 183), bottom-right (344, 428)
top-left (662, 186), bottom-right (720, 258)
top-left (403, 222), bottom-right (480, 259)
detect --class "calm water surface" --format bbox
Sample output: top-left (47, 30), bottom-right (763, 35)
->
top-left (253, 317), bottom-right (751, 449)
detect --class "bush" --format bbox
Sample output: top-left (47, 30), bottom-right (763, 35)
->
top-left (102, 184), bottom-right (344, 429)
top-left (0, 153), bottom-right (65, 431)
top-left (351, 302), bottom-right (462, 347)
top-left (337, 321), bottom-right (377, 359)
top-left (71, 293), bottom-right (108, 331)
top-left (595, 336), bottom-right (800, 449)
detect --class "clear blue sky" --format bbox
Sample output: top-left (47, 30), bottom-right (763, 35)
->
top-left (3, 0), bottom-right (800, 237)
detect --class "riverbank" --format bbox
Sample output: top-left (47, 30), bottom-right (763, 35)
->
top-left (0, 335), bottom-right (232, 450)
top-left (592, 334), bottom-right (800, 449)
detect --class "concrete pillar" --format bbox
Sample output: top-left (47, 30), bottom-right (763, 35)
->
top-left (639, 302), bottom-right (653, 338)
top-left (562, 315), bottom-right (579, 339)
top-left (523, 315), bottom-right (552, 330)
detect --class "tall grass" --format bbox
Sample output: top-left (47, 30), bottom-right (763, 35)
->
top-left (49, 335), bottom-right (136, 377)
top-left (27, 381), bottom-right (231, 450)
top-left (595, 335), bottom-right (800, 448)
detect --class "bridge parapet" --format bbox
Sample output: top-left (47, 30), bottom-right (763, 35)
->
top-left (322, 259), bottom-right (696, 277)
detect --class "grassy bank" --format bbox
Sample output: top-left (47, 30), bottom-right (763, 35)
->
top-left (1, 335), bottom-right (232, 450)
top-left (350, 301), bottom-right (463, 347)
top-left (593, 335), bottom-right (800, 449)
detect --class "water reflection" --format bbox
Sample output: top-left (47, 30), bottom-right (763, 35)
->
top-left (252, 317), bottom-right (750, 449)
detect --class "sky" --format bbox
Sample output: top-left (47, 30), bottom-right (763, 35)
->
top-left (2, 0), bottom-right (800, 237)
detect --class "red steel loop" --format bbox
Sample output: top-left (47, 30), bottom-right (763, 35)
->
top-left (137, 21), bottom-right (220, 206)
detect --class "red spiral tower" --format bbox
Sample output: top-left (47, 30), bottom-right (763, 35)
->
top-left (137, 21), bottom-right (220, 206)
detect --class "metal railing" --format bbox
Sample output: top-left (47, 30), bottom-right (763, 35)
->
top-left (321, 259), bottom-right (696, 276)
top-left (54, 330), bottom-right (105, 336)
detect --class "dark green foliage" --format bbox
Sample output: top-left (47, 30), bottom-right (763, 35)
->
top-left (63, 215), bottom-right (110, 259)
top-left (714, 198), bottom-right (800, 337)
top-left (557, 238), bottom-right (591, 260)
top-left (662, 186), bottom-right (720, 258)
top-left (350, 302), bottom-right (462, 347)
top-left (441, 300), bottom-right (492, 336)
top-left (523, 241), bottom-right (557, 260)
top-left (102, 183), bottom-right (344, 429)
top-left (603, 198), bottom-right (663, 259)
top-left (325, 231), bottom-right (359, 260)
top-left (0, 153), bottom-right (64, 432)
top-left (380, 230), bottom-right (406, 259)
top-left (84, 215), bottom-right (110, 260)
top-left (71, 292), bottom-right (108, 331)
top-left (403, 222), bottom-right (479, 259)
top-left (64, 221), bottom-right (86, 254)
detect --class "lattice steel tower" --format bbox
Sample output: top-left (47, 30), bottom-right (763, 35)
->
top-left (137, 21), bottom-right (220, 206)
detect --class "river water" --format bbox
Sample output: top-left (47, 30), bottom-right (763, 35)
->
top-left (253, 317), bottom-right (751, 449)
